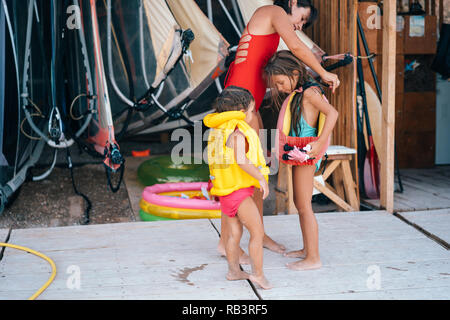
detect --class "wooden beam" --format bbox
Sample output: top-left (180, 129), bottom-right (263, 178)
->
top-left (350, 0), bottom-right (359, 204)
top-left (380, 0), bottom-right (397, 213)
top-left (313, 180), bottom-right (356, 212)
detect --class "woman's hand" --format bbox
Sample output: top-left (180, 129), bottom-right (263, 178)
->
top-left (320, 71), bottom-right (340, 93)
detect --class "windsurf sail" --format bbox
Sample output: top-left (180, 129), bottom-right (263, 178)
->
top-left (97, 0), bottom-right (229, 136)
top-left (14, 0), bottom-right (92, 151)
top-left (64, 0), bottom-right (123, 171)
top-left (0, 0), bottom-right (47, 213)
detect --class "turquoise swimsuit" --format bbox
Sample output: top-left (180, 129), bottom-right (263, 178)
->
top-left (289, 114), bottom-right (322, 172)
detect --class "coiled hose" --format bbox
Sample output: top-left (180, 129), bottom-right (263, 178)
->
top-left (0, 243), bottom-right (56, 300)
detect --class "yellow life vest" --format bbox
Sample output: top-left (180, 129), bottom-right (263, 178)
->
top-left (204, 111), bottom-right (269, 196)
top-left (281, 90), bottom-right (327, 137)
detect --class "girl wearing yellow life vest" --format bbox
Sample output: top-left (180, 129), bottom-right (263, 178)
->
top-left (204, 86), bottom-right (271, 290)
top-left (264, 51), bottom-right (339, 271)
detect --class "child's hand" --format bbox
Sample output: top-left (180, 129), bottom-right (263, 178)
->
top-left (306, 140), bottom-right (325, 159)
top-left (259, 178), bottom-right (270, 200)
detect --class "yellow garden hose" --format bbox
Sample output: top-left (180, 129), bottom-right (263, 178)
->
top-left (0, 243), bottom-right (57, 300)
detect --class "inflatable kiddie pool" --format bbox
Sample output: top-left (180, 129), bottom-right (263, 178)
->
top-left (139, 210), bottom-right (174, 221)
top-left (137, 155), bottom-right (210, 186)
top-left (139, 182), bottom-right (221, 220)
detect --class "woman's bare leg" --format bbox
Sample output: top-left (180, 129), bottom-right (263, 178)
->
top-left (286, 165), bottom-right (322, 271)
top-left (250, 110), bottom-right (285, 254)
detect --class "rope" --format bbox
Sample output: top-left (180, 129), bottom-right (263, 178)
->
top-left (69, 93), bottom-right (87, 121)
top-left (20, 98), bottom-right (45, 140)
top-left (323, 53), bottom-right (376, 61)
top-left (20, 113), bottom-right (45, 140)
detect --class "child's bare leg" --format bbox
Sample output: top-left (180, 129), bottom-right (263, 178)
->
top-left (218, 214), bottom-right (250, 265)
top-left (238, 197), bottom-right (272, 290)
top-left (284, 213), bottom-right (307, 259)
top-left (286, 165), bottom-right (322, 271)
top-left (223, 214), bottom-right (250, 281)
top-left (284, 186), bottom-right (308, 259)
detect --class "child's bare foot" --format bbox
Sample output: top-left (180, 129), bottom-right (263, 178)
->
top-left (217, 242), bottom-right (226, 256)
top-left (226, 270), bottom-right (250, 281)
top-left (263, 235), bottom-right (286, 254)
top-left (284, 249), bottom-right (306, 259)
top-left (239, 252), bottom-right (251, 265)
top-left (249, 274), bottom-right (273, 290)
top-left (286, 259), bottom-right (322, 271)
top-left (218, 242), bottom-right (251, 265)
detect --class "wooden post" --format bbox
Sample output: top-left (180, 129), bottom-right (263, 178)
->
top-left (380, 0), bottom-right (397, 213)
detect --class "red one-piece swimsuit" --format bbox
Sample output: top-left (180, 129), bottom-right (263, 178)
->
top-left (225, 27), bottom-right (280, 112)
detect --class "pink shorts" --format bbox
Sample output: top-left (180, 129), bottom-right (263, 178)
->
top-left (219, 187), bottom-right (255, 218)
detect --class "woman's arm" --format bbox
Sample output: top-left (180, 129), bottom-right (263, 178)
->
top-left (302, 88), bottom-right (338, 158)
top-left (270, 7), bottom-right (340, 93)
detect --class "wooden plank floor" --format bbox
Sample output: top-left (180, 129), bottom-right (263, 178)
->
top-left (211, 211), bottom-right (450, 300)
top-left (1, 211), bottom-right (449, 300)
top-left (0, 229), bottom-right (9, 242)
top-left (0, 220), bottom-right (256, 300)
top-left (364, 166), bottom-right (450, 212)
top-left (397, 209), bottom-right (450, 246)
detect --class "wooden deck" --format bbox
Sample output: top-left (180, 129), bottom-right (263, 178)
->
top-left (397, 209), bottom-right (450, 247)
top-left (1, 210), bottom-right (449, 300)
top-left (364, 166), bottom-right (450, 212)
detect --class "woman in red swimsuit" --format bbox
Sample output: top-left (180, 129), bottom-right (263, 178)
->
top-left (219, 0), bottom-right (341, 259)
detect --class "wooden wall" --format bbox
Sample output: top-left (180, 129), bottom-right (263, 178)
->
top-left (357, 1), bottom-right (438, 168)
top-left (307, 0), bottom-right (358, 150)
